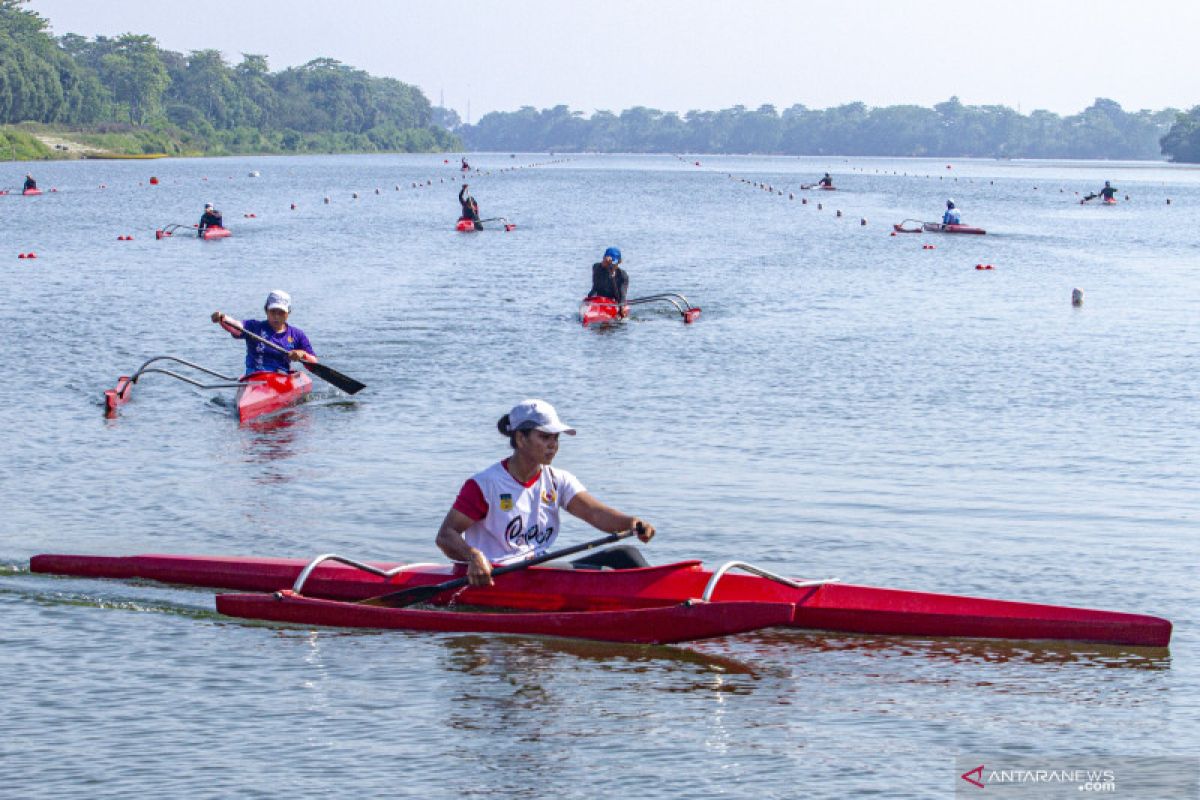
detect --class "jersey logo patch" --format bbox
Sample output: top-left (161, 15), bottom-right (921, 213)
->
top-left (541, 489), bottom-right (556, 504)
top-left (499, 493), bottom-right (513, 511)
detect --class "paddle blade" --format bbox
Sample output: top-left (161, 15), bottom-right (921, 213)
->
top-left (360, 582), bottom-right (451, 608)
top-left (304, 360), bottom-right (366, 395)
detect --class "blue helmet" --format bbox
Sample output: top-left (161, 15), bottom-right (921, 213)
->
top-left (603, 247), bottom-right (621, 262)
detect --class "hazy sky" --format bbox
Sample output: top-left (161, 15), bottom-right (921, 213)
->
top-left (27, 0), bottom-right (1200, 121)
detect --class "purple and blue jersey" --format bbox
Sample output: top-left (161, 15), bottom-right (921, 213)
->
top-left (238, 319), bottom-right (315, 375)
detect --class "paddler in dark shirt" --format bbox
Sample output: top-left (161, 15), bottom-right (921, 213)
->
top-left (23, 173), bottom-right (36, 191)
top-left (818, 172), bottom-right (833, 187)
top-left (459, 184), bottom-right (481, 230)
top-left (1099, 181), bottom-right (1117, 201)
top-left (590, 247), bottom-right (629, 317)
top-left (198, 203), bottom-right (223, 232)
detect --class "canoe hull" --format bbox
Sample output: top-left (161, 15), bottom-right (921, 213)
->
top-left (216, 590), bottom-right (794, 644)
top-left (30, 553), bottom-right (1171, 647)
top-left (199, 226), bottom-right (231, 239)
top-left (235, 371), bottom-right (312, 423)
top-left (22, 188), bottom-right (43, 196)
top-left (924, 222), bottom-right (986, 235)
top-left (580, 296), bottom-right (624, 326)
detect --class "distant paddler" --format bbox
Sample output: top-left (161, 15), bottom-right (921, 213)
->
top-left (818, 172), bottom-right (833, 187)
top-left (461, 156), bottom-right (470, 172)
top-left (435, 399), bottom-right (657, 588)
top-left (1082, 181), bottom-right (1117, 204)
top-left (458, 183), bottom-right (481, 230)
top-left (198, 202), bottom-right (224, 233)
top-left (23, 173), bottom-right (37, 191)
top-left (942, 198), bottom-right (962, 225)
top-left (589, 247), bottom-right (629, 317)
top-left (211, 290), bottom-right (317, 375)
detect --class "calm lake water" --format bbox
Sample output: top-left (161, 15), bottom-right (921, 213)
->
top-left (1, 153), bottom-right (1197, 798)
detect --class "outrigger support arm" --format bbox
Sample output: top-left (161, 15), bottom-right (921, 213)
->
top-left (625, 292), bottom-right (701, 321)
top-left (129, 356), bottom-right (243, 389)
top-left (292, 554), bottom-right (441, 595)
top-left (701, 561), bottom-right (838, 602)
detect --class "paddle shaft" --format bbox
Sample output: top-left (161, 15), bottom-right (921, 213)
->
top-left (362, 527), bottom-right (640, 608)
top-left (224, 319), bottom-right (366, 395)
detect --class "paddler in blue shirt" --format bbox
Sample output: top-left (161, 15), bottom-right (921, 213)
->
top-left (818, 172), bottom-right (833, 187)
top-left (459, 184), bottom-right (481, 230)
top-left (942, 199), bottom-right (962, 225)
top-left (589, 247), bottom-right (630, 317)
top-left (198, 203), bottom-right (223, 233)
top-left (1099, 181), bottom-right (1117, 201)
top-left (210, 290), bottom-right (317, 375)
top-left (23, 173), bottom-right (36, 191)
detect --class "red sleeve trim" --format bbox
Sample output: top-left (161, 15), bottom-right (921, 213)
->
top-left (452, 478), bottom-right (488, 521)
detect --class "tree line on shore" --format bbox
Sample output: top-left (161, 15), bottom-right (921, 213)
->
top-left (4, 0), bottom-right (1198, 161)
top-left (0, 0), bottom-right (457, 155)
top-left (457, 99), bottom-right (1200, 163)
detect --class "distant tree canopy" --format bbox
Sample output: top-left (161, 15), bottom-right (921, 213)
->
top-left (1160, 107), bottom-right (1200, 163)
top-left (462, 98), bottom-right (1181, 160)
top-left (0, 0), bottom-right (456, 153)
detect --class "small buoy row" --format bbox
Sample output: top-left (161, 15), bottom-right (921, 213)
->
top-left (725, 173), bottom-right (866, 226)
top-left (117, 235), bottom-right (134, 241)
top-left (974, 264), bottom-right (994, 270)
top-left (242, 213), bottom-right (258, 218)
top-left (17, 252), bottom-right (38, 259)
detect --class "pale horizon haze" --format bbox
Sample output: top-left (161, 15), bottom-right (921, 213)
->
top-left (25, 0), bottom-right (1200, 122)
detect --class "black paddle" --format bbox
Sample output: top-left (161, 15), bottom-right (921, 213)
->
top-left (360, 527), bottom-right (641, 608)
top-left (225, 320), bottom-right (366, 395)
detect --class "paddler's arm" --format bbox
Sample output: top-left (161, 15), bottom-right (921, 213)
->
top-left (435, 509), bottom-right (494, 586)
top-left (566, 492), bottom-right (655, 543)
top-left (210, 311), bottom-right (243, 337)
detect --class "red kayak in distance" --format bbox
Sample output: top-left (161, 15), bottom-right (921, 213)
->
top-left (236, 371), bottom-right (312, 423)
top-left (22, 187), bottom-right (43, 196)
top-left (455, 218), bottom-right (479, 232)
top-left (893, 220), bottom-right (987, 235)
top-left (30, 552), bottom-right (1172, 647)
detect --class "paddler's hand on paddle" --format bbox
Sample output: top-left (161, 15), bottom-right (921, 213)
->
top-left (210, 311), bottom-right (225, 324)
top-left (629, 519), bottom-right (655, 543)
top-left (288, 349), bottom-right (317, 363)
top-left (466, 548), bottom-right (494, 587)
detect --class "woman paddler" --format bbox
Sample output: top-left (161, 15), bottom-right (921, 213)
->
top-left (588, 247), bottom-right (629, 317)
top-left (942, 199), bottom-right (961, 225)
top-left (458, 183), bottom-right (481, 230)
top-left (23, 173), bottom-right (36, 191)
top-left (435, 399), bottom-right (656, 587)
top-left (198, 203), bottom-right (223, 233)
top-left (210, 290), bottom-right (317, 375)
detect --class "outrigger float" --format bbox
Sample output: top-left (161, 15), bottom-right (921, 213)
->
top-left (31, 548), bottom-right (1171, 647)
top-left (580, 293), bottom-right (701, 327)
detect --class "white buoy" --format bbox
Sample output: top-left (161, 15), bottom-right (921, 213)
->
top-left (1072, 288), bottom-right (1084, 307)
top-left (248, 170), bottom-right (260, 178)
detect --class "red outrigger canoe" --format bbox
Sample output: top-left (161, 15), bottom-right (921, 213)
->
top-left (894, 220), bottom-right (987, 235)
top-left (22, 187), bottom-right (43, 196)
top-left (30, 552), bottom-right (1172, 647)
top-left (104, 358), bottom-right (312, 423)
top-left (580, 293), bottom-right (700, 327)
top-left (199, 225), bottom-right (231, 239)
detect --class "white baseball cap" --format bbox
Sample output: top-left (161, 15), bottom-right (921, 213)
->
top-left (204, 203), bottom-right (214, 209)
top-left (265, 289), bottom-right (291, 312)
top-left (509, 399), bottom-right (576, 435)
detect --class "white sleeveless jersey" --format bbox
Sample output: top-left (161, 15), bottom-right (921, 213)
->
top-left (464, 461), bottom-right (586, 564)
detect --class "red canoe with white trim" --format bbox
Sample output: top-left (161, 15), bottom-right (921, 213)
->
top-left (199, 225), bottom-right (231, 239)
top-left (236, 371), bottom-right (312, 423)
top-left (22, 187), bottom-right (43, 196)
top-left (29, 553), bottom-right (1172, 647)
top-left (216, 590), bottom-right (794, 644)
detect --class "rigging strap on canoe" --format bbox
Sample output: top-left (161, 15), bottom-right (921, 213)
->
top-left (292, 553), bottom-right (441, 594)
top-left (701, 561), bottom-right (838, 602)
